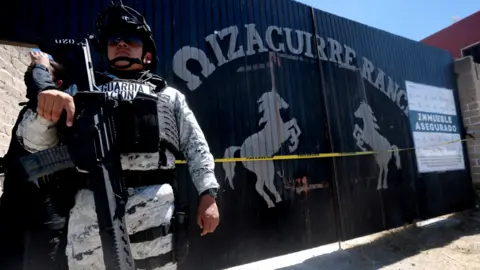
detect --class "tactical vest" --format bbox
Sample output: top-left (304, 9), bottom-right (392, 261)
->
top-left (95, 72), bottom-right (182, 178)
top-left (10, 70), bottom-right (190, 265)
top-left (96, 72), bottom-right (189, 265)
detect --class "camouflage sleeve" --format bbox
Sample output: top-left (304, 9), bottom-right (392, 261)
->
top-left (15, 64), bottom-right (60, 153)
top-left (16, 67), bottom-right (78, 153)
top-left (24, 64), bottom-right (57, 101)
top-left (175, 90), bottom-right (219, 195)
top-left (15, 109), bottom-right (59, 153)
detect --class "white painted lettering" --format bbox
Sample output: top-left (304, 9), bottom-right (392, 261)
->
top-left (386, 77), bottom-right (400, 101)
top-left (361, 57), bottom-right (375, 83)
top-left (344, 45), bottom-right (356, 70)
top-left (171, 23), bottom-right (412, 117)
top-left (245, 24), bottom-right (268, 56)
top-left (205, 26), bottom-right (245, 66)
top-left (98, 81), bottom-right (154, 101)
top-left (172, 46), bottom-right (216, 91)
top-left (374, 69), bottom-right (386, 93)
top-left (223, 26), bottom-right (245, 61)
top-left (284, 28), bottom-right (304, 55)
top-left (205, 33), bottom-right (228, 67)
top-left (316, 35), bottom-right (328, 61)
top-left (303, 32), bottom-right (314, 58)
top-left (396, 89), bottom-right (408, 115)
top-left (328, 38), bottom-right (344, 65)
top-left (265, 26), bottom-right (285, 52)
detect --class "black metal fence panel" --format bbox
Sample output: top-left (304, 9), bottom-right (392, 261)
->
top-left (171, 0), bottom-right (340, 268)
top-left (312, 9), bottom-right (474, 241)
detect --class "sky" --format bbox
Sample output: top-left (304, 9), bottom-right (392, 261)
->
top-left (297, 0), bottom-right (480, 41)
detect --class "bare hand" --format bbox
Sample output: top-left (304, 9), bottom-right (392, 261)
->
top-left (37, 90), bottom-right (75, 126)
top-left (29, 51), bottom-right (50, 68)
top-left (197, 195), bottom-right (219, 236)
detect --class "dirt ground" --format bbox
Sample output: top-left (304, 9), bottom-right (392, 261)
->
top-left (1, 173), bottom-right (480, 269)
top-left (228, 208), bottom-right (480, 270)
top-left (275, 210), bottom-right (480, 270)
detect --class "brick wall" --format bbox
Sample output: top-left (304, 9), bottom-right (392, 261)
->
top-left (0, 44), bottom-right (30, 196)
top-left (454, 56), bottom-right (480, 187)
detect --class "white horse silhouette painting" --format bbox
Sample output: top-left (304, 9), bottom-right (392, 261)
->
top-left (353, 101), bottom-right (401, 190)
top-left (222, 53), bottom-right (302, 208)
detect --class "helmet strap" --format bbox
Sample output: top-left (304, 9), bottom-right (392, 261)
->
top-left (109, 56), bottom-right (143, 70)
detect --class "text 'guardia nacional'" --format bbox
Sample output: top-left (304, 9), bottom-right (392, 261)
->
top-left (98, 81), bottom-right (154, 101)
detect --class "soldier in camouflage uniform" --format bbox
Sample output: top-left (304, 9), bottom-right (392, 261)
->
top-left (11, 3), bottom-right (220, 270)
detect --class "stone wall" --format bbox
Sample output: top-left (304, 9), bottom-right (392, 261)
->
top-left (0, 44), bottom-right (30, 195)
top-left (454, 56), bottom-right (480, 187)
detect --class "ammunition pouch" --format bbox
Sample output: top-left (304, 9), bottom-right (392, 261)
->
top-left (114, 92), bottom-right (160, 154)
top-left (127, 211), bottom-right (189, 265)
top-left (121, 170), bottom-right (190, 264)
top-left (128, 210), bottom-right (189, 268)
top-left (123, 207), bottom-right (190, 266)
top-left (172, 211), bottom-right (190, 263)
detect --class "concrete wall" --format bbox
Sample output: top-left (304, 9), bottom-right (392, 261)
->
top-left (454, 56), bottom-right (480, 187)
top-left (0, 44), bottom-right (29, 195)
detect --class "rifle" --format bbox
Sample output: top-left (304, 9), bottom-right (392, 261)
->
top-left (18, 38), bottom-right (135, 270)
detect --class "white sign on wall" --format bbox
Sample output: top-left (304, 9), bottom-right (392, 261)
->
top-left (405, 81), bottom-right (466, 173)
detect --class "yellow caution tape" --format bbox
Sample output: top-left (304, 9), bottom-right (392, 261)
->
top-left (174, 137), bottom-right (472, 164)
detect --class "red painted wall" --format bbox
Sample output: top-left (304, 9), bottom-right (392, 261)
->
top-left (421, 11), bottom-right (480, 59)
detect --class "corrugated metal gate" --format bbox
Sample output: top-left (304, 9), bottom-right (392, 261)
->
top-left (0, 0), bottom-right (476, 269)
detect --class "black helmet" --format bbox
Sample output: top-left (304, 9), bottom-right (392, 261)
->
top-left (93, 2), bottom-right (158, 71)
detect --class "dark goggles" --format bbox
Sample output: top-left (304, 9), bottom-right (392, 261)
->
top-left (107, 35), bottom-right (143, 46)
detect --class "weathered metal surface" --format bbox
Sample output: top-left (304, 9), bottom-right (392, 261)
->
top-left (0, 0), bottom-right (476, 269)
top-left (313, 9), bottom-right (474, 241)
top-left (172, 1), bottom-right (340, 268)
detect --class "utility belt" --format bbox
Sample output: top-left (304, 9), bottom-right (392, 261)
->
top-left (128, 206), bottom-right (189, 268)
top-left (123, 169), bottom-right (190, 266)
top-left (16, 91), bottom-right (189, 264)
top-left (82, 168), bottom-right (190, 266)
top-left (28, 164), bottom-right (190, 265)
